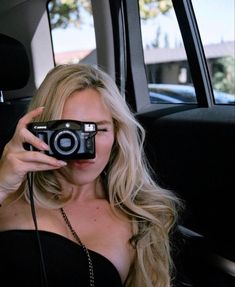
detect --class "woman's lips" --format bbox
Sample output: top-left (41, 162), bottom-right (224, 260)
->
top-left (72, 160), bottom-right (95, 169)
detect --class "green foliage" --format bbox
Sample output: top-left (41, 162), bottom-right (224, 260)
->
top-left (48, 0), bottom-right (172, 29)
top-left (212, 56), bottom-right (235, 95)
top-left (48, 0), bottom-right (91, 29)
top-left (139, 0), bottom-right (172, 20)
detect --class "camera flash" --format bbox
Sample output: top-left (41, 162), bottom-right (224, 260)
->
top-left (65, 123), bottom-right (70, 128)
top-left (85, 123), bottom-right (96, 132)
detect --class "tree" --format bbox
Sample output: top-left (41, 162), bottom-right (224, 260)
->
top-left (139, 0), bottom-right (172, 20)
top-left (212, 56), bottom-right (235, 94)
top-left (48, 0), bottom-right (172, 30)
top-left (48, 0), bottom-right (92, 29)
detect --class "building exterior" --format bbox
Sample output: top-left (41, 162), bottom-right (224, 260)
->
top-left (55, 41), bottom-right (234, 87)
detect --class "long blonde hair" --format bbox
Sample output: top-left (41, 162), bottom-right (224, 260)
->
top-left (26, 64), bottom-right (180, 287)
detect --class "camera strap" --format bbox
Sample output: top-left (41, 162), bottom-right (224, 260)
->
top-left (27, 172), bottom-right (49, 287)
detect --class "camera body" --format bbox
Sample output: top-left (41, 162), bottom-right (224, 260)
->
top-left (27, 120), bottom-right (97, 160)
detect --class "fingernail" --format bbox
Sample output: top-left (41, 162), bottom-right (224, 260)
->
top-left (58, 161), bottom-right (67, 166)
top-left (41, 142), bottom-right (49, 150)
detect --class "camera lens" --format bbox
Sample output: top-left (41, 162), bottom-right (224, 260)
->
top-left (53, 130), bottom-right (79, 156)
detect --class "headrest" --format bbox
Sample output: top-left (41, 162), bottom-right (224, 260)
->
top-left (0, 33), bottom-right (30, 91)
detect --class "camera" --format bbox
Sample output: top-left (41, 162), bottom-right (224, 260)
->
top-left (26, 120), bottom-right (97, 159)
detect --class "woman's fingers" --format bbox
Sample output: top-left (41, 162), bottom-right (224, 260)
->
top-left (17, 107), bottom-right (45, 129)
top-left (9, 107), bottom-right (48, 151)
top-left (0, 108), bottom-right (67, 199)
top-left (21, 128), bottom-right (49, 151)
top-left (0, 150), bottom-right (66, 198)
top-left (17, 151), bottom-right (67, 169)
top-left (3, 150), bottom-right (66, 175)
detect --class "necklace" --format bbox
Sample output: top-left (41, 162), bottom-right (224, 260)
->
top-left (59, 207), bottom-right (95, 287)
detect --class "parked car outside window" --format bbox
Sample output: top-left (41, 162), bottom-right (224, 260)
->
top-left (148, 83), bottom-right (235, 104)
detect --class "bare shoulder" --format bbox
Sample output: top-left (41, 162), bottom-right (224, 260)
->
top-left (0, 197), bottom-right (32, 230)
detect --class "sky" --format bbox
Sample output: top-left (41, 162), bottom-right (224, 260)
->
top-left (51, 0), bottom-right (235, 53)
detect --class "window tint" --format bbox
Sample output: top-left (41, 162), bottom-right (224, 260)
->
top-left (139, 0), bottom-right (196, 104)
top-left (47, 0), bottom-right (96, 65)
top-left (192, 0), bottom-right (235, 105)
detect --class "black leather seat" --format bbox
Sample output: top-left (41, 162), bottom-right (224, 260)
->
top-left (0, 33), bottom-right (31, 156)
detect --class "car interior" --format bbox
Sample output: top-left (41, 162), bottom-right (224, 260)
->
top-left (0, 33), bottom-right (30, 155)
top-left (0, 1), bottom-right (234, 286)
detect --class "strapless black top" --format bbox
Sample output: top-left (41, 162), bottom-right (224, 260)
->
top-left (0, 230), bottom-right (123, 287)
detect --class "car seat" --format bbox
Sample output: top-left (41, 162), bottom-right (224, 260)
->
top-left (0, 33), bottom-right (31, 156)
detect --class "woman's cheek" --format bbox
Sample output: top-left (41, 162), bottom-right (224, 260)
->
top-left (95, 134), bottom-right (114, 158)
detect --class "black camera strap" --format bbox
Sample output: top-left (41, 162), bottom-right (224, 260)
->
top-left (27, 172), bottom-right (49, 287)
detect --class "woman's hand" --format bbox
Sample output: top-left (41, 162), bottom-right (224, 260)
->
top-left (0, 107), bottom-right (66, 203)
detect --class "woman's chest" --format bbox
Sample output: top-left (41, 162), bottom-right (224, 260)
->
top-left (59, 204), bottom-right (135, 283)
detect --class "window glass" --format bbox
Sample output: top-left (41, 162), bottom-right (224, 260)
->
top-left (47, 0), bottom-right (96, 65)
top-left (139, 0), bottom-right (235, 105)
top-left (192, 0), bottom-right (235, 104)
top-left (139, 0), bottom-right (196, 104)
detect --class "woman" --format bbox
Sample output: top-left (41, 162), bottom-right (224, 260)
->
top-left (0, 64), bottom-right (180, 287)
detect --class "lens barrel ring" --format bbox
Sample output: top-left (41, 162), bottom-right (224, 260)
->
top-left (52, 130), bottom-right (80, 156)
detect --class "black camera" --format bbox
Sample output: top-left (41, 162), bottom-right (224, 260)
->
top-left (26, 120), bottom-right (97, 159)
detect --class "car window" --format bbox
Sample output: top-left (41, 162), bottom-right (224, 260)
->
top-left (139, 0), bottom-right (235, 105)
top-left (47, 0), bottom-right (96, 65)
top-left (139, 0), bottom-right (196, 104)
top-left (191, 0), bottom-right (235, 105)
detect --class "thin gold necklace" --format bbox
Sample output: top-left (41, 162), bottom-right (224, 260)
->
top-left (59, 207), bottom-right (95, 287)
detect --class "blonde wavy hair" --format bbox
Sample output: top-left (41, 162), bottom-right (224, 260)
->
top-left (25, 63), bottom-right (180, 287)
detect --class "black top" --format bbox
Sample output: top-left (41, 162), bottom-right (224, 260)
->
top-left (0, 230), bottom-right (123, 287)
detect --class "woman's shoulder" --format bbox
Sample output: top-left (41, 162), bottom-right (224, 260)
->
top-left (0, 197), bottom-right (32, 230)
